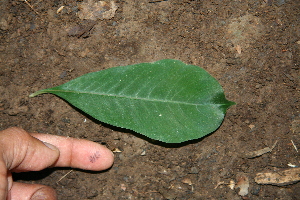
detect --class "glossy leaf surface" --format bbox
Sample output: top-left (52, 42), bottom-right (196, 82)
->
top-left (30, 59), bottom-right (235, 143)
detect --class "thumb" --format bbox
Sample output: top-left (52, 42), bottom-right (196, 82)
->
top-left (0, 127), bottom-right (60, 200)
top-left (0, 127), bottom-right (60, 172)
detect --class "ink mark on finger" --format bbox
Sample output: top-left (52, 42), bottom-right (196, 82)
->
top-left (89, 151), bottom-right (101, 163)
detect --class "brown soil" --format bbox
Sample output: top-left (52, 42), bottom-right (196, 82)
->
top-left (1, 0), bottom-right (299, 199)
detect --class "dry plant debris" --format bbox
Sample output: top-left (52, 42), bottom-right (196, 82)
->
top-left (244, 140), bottom-right (278, 158)
top-left (67, 20), bottom-right (97, 38)
top-left (255, 168), bottom-right (300, 186)
top-left (78, 0), bottom-right (118, 20)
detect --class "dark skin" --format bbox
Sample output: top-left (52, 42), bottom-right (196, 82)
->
top-left (0, 127), bottom-right (114, 200)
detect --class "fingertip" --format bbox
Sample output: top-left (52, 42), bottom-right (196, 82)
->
top-left (97, 145), bottom-right (115, 170)
top-left (71, 140), bottom-right (115, 171)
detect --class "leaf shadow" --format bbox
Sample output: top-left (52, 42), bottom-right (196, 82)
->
top-left (105, 124), bottom-right (213, 148)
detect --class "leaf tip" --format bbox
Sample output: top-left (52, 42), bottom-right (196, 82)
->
top-left (225, 100), bottom-right (236, 110)
top-left (229, 100), bottom-right (236, 106)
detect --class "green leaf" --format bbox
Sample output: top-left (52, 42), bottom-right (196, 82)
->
top-left (30, 59), bottom-right (235, 143)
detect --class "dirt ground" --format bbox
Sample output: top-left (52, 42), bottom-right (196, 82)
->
top-left (1, 0), bottom-right (299, 199)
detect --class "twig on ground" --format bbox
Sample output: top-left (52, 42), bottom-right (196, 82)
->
top-left (56, 170), bottom-right (73, 184)
top-left (22, 0), bottom-right (39, 15)
top-left (291, 140), bottom-right (298, 153)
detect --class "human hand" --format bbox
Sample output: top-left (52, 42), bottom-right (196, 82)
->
top-left (0, 127), bottom-right (114, 200)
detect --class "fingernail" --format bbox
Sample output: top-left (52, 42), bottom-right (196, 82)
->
top-left (43, 141), bottom-right (58, 151)
top-left (31, 187), bottom-right (57, 200)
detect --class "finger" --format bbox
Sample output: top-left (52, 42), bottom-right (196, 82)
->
top-left (31, 133), bottom-right (114, 171)
top-left (9, 182), bottom-right (57, 200)
top-left (0, 127), bottom-right (60, 172)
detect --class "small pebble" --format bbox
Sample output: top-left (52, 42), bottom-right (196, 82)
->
top-left (60, 71), bottom-right (67, 78)
top-left (190, 167), bottom-right (199, 174)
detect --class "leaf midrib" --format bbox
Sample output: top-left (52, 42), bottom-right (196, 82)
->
top-left (46, 89), bottom-right (227, 107)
